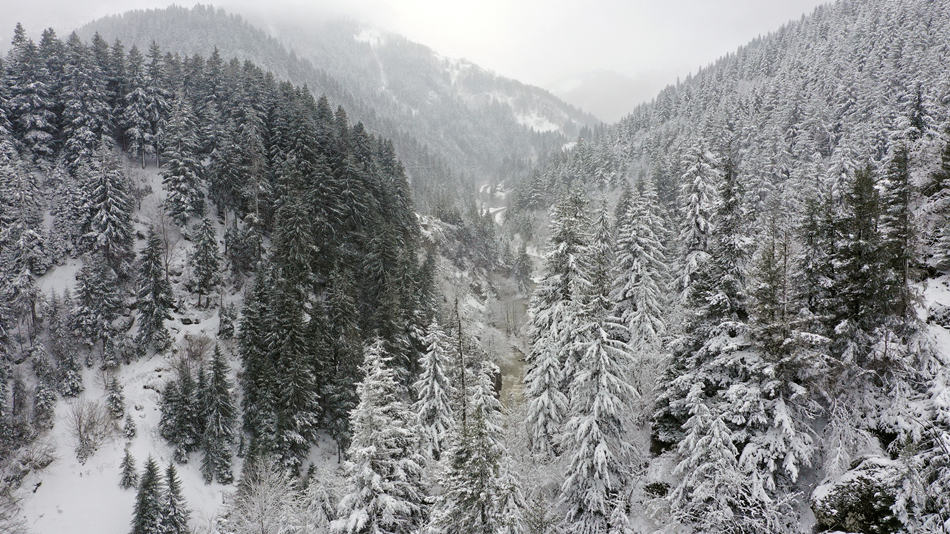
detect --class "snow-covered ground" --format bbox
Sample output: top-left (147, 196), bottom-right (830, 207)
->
top-left (18, 161), bottom-right (245, 533)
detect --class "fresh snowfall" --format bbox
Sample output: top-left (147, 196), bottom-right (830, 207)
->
top-left (1, 1), bottom-right (950, 533)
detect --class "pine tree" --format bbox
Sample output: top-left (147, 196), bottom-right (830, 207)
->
top-left (130, 456), bottom-right (164, 534)
top-left (5, 27), bottom-right (57, 161)
top-left (612, 178), bottom-right (670, 348)
top-left (119, 448), bottom-right (138, 489)
top-left (72, 255), bottom-right (121, 353)
top-left (159, 362), bottom-right (204, 463)
top-left (523, 189), bottom-right (589, 457)
top-left (160, 462), bottom-right (190, 534)
top-left (135, 228), bottom-right (173, 352)
top-left (322, 267), bottom-right (363, 457)
top-left (143, 42), bottom-right (169, 166)
top-left (121, 45), bottom-right (150, 167)
top-left (61, 32), bottom-right (110, 171)
top-left (831, 165), bottom-right (885, 360)
top-left (331, 339), bottom-right (428, 534)
top-left (429, 360), bottom-right (507, 534)
top-left (106, 375), bottom-right (125, 419)
top-left (201, 346), bottom-right (235, 484)
top-left (879, 145), bottom-right (914, 320)
top-left (268, 281), bottom-right (320, 473)
top-left (162, 94), bottom-right (204, 224)
top-left (79, 148), bottom-right (134, 273)
top-left (494, 459), bottom-right (528, 534)
top-left (190, 217), bottom-right (219, 308)
top-left (677, 142), bottom-right (719, 301)
top-left (559, 205), bottom-right (638, 533)
top-left (412, 320), bottom-right (456, 459)
top-left (124, 412), bottom-right (137, 439)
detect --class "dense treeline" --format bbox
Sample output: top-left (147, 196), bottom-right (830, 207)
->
top-left (0, 19), bottom-right (451, 526)
top-left (514, 0), bottom-right (950, 531)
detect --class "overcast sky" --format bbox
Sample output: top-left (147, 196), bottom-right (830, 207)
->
top-left (7, 0), bottom-right (829, 116)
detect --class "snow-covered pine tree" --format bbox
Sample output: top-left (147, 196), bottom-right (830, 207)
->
top-left (413, 319), bottom-right (455, 459)
top-left (743, 202), bottom-right (827, 506)
top-left (130, 456), bottom-right (164, 534)
top-left (106, 375), bottom-right (125, 419)
top-left (677, 141), bottom-right (719, 301)
top-left (612, 177), bottom-right (670, 349)
top-left (159, 362), bottom-right (204, 463)
top-left (79, 147), bottom-right (134, 274)
top-left (121, 45), bottom-right (150, 167)
top-left (200, 346), bottom-right (235, 484)
top-left (5, 25), bottom-right (57, 162)
top-left (429, 360), bottom-right (507, 534)
top-left (190, 217), bottom-right (219, 308)
top-left (124, 412), bottom-right (136, 439)
top-left (879, 144), bottom-right (914, 320)
top-left (225, 456), bottom-right (300, 534)
top-left (119, 448), bottom-right (138, 489)
top-left (135, 227), bottom-right (173, 352)
top-left (72, 254), bottom-right (121, 355)
top-left (494, 457), bottom-right (528, 534)
top-left (523, 188), bottom-right (589, 458)
top-left (267, 279), bottom-right (320, 473)
top-left (321, 266), bottom-right (363, 458)
top-left (160, 462), bottom-right (190, 534)
top-left (331, 338), bottom-right (428, 534)
top-left (61, 32), bottom-right (110, 171)
top-left (143, 42), bottom-right (169, 166)
top-left (559, 204), bottom-right (638, 533)
top-left (161, 94), bottom-right (204, 224)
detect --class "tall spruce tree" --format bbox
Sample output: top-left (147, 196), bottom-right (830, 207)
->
top-left (201, 346), bottom-right (235, 484)
top-left (412, 320), bottom-right (456, 459)
top-left (61, 32), bottom-right (110, 171)
top-left (331, 339), bottom-right (428, 534)
top-left (135, 227), bottom-right (173, 352)
top-left (523, 188), bottom-right (589, 457)
top-left (130, 456), bottom-right (164, 534)
top-left (559, 205), bottom-right (638, 533)
top-left (162, 94), bottom-right (204, 224)
top-left (429, 360), bottom-right (507, 534)
top-left (160, 462), bottom-right (190, 534)
top-left (190, 217), bottom-right (219, 308)
top-left (677, 142), bottom-right (719, 301)
top-left (79, 147), bottom-right (134, 274)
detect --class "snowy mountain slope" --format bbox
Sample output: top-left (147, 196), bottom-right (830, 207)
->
top-left (77, 6), bottom-right (597, 187)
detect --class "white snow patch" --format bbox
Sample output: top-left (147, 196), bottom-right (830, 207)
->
top-left (37, 258), bottom-right (82, 296)
top-left (354, 28), bottom-right (384, 48)
top-left (515, 112), bottom-right (559, 133)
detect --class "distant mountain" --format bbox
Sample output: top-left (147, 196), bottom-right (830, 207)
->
top-left (549, 69), bottom-right (656, 123)
top-left (78, 6), bottom-right (597, 197)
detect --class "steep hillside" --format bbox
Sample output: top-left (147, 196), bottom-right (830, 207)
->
top-left (512, 0), bottom-right (950, 531)
top-left (78, 6), bottom-right (596, 196)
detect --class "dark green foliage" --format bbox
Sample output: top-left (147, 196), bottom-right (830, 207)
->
top-left (159, 362), bottom-right (205, 463)
top-left (160, 462), bottom-right (190, 534)
top-left (106, 376), bottom-right (125, 419)
top-left (200, 346), bottom-right (235, 484)
top-left (811, 458), bottom-right (905, 534)
top-left (130, 456), bottom-right (164, 534)
top-left (135, 228), bottom-right (173, 352)
top-left (78, 148), bottom-right (134, 274)
top-left (190, 217), bottom-right (219, 308)
top-left (72, 254), bottom-right (121, 353)
top-left (120, 448), bottom-right (138, 489)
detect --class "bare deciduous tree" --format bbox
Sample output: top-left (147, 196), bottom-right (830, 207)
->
top-left (67, 398), bottom-right (111, 463)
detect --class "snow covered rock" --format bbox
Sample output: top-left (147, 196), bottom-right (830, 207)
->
top-left (811, 456), bottom-right (907, 534)
top-left (928, 302), bottom-right (950, 329)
